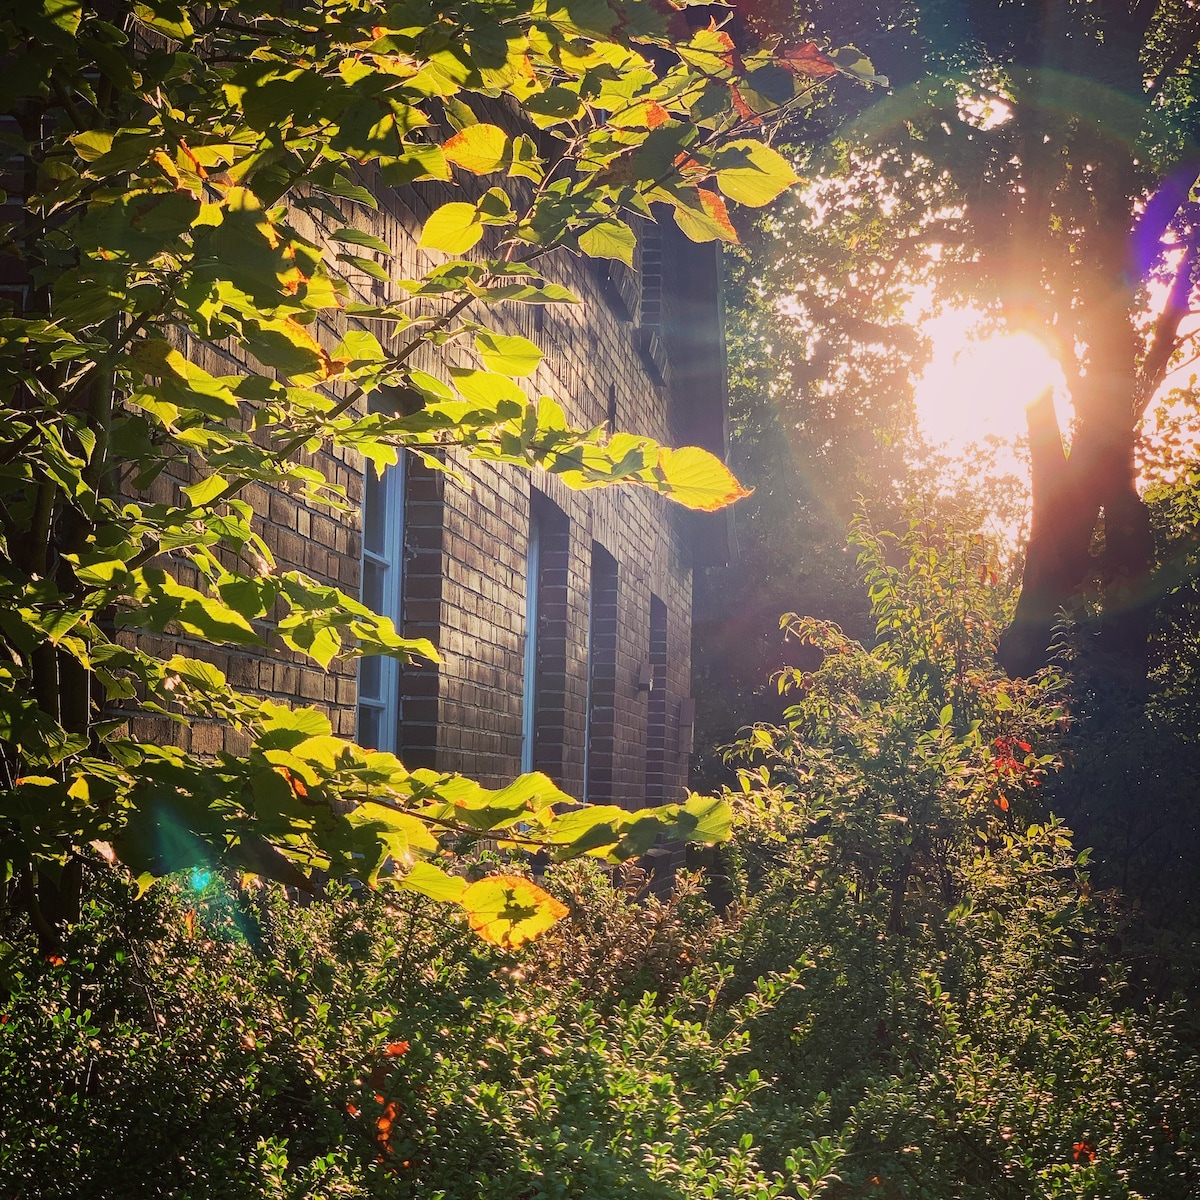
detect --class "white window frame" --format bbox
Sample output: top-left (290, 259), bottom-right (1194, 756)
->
top-left (357, 455), bottom-right (405, 754)
top-left (520, 508), bottom-right (541, 774)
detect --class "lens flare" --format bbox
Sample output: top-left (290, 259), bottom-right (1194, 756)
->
top-left (914, 323), bottom-right (1068, 453)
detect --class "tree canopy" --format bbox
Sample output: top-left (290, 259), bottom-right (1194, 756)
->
top-left (775, 0), bottom-right (1200, 678)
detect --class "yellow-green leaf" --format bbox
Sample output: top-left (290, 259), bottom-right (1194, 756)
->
top-left (442, 123), bottom-right (509, 174)
top-left (475, 331), bottom-right (543, 377)
top-left (331, 227), bottom-right (391, 255)
top-left (401, 860), bottom-right (467, 902)
top-left (449, 367), bottom-right (526, 409)
top-left (461, 874), bottom-right (568, 949)
top-left (578, 219), bottom-right (636, 267)
top-left (713, 140), bottom-right (799, 208)
top-left (419, 202), bottom-right (483, 254)
top-left (182, 474), bottom-right (229, 507)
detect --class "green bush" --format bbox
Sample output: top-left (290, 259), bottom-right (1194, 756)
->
top-left (703, 517), bottom-right (1200, 1198)
top-left (0, 871), bottom-right (843, 1200)
top-left (5, 517), bottom-right (1200, 1199)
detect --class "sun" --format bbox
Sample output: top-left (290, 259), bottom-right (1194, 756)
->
top-left (914, 315), bottom-right (1069, 454)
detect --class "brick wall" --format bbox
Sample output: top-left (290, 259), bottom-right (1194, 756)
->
top-left (124, 167), bottom-right (718, 810)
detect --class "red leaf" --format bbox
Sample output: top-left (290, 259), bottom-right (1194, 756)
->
top-left (782, 41), bottom-right (838, 79)
top-left (728, 84), bottom-right (759, 123)
top-left (1073, 1141), bottom-right (1097, 1164)
top-left (384, 1040), bottom-right (410, 1057)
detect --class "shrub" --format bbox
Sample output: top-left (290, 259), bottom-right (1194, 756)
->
top-left (707, 516), bottom-right (1200, 1198)
top-left (0, 871), bottom-right (844, 1200)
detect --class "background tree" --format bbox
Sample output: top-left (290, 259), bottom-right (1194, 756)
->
top-left (800, 0), bottom-right (1200, 679)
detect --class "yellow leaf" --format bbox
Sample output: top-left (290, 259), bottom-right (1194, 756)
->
top-left (648, 445), bottom-right (752, 511)
top-left (442, 123), bottom-right (509, 174)
top-left (461, 874), bottom-right (568, 949)
top-left (419, 201), bottom-right (484, 254)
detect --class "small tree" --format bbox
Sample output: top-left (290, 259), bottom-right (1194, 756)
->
top-left (0, 0), bottom-right (879, 953)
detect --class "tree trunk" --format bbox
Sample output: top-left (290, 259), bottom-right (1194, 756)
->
top-left (998, 364), bottom-right (1153, 679)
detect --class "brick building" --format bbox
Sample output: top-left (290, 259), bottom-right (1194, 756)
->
top-left (141, 171), bottom-right (731, 811)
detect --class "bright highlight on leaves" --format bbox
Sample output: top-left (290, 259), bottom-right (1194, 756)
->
top-left (475, 331), bottom-right (543, 376)
top-left (443, 124), bottom-right (509, 174)
top-left (649, 446), bottom-right (753, 511)
top-left (419, 202), bottom-right (483, 254)
top-left (714, 140), bottom-right (799, 207)
top-left (0, 0), bottom-right (858, 954)
top-left (461, 875), bottom-right (569, 949)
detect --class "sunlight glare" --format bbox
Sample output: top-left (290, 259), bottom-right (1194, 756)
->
top-left (914, 319), bottom-right (1069, 455)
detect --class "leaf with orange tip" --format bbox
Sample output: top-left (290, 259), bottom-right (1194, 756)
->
top-left (646, 445), bottom-right (752, 511)
top-left (671, 188), bottom-right (739, 244)
top-left (461, 875), bottom-right (568, 950)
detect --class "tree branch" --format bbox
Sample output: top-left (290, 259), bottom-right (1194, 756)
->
top-left (1136, 240), bottom-right (1198, 420)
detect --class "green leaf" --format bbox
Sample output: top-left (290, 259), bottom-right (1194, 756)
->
top-left (379, 144), bottom-right (451, 186)
top-left (331, 227), bottom-right (391, 256)
top-left (258, 702), bottom-right (333, 749)
top-left (418, 202), bottom-right (483, 254)
top-left (68, 130), bottom-right (114, 163)
top-left (442, 123), bottom-right (509, 174)
top-left (132, 2), bottom-right (193, 40)
top-left (475, 331), bottom-right (543, 377)
top-left (401, 860), bottom-right (467, 902)
top-left (713, 140), bottom-right (799, 208)
top-left (241, 319), bottom-right (328, 379)
top-left (578, 219), bottom-right (636, 267)
top-left (337, 253), bottom-right (392, 283)
top-left (44, 0), bottom-right (83, 36)
top-left (675, 793), bottom-right (733, 843)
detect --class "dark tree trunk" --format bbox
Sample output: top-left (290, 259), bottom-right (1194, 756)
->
top-left (996, 160), bottom-right (1200, 683)
top-left (998, 352), bottom-right (1154, 679)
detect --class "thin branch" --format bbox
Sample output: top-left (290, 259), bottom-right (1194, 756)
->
top-left (1136, 240), bottom-right (1198, 419)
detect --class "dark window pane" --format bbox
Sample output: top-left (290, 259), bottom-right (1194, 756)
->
top-left (360, 655), bottom-right (382, 700)
top-left (364, 468), bottom-right (386, 555)
top-left (357, 704), bottom-right (381, 750)
top-left (362, 557), bottom-right (386, 614)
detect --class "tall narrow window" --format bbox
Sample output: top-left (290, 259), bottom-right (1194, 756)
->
top-left (584, 545), bottom-right (618, 804)
top-left (522, 492), bottom-right (570, 779)
top-left (357, 454), bottom-right (405, 753)
top-left (644, 595), bottom-right (668, 805)
top-left (520, 507), bottom-right (541, 774)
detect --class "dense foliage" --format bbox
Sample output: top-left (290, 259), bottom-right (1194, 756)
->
top-left (0, 0), bottom-right (886, 951)
top-left (6, 519), bottom-right (1199, 1198)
